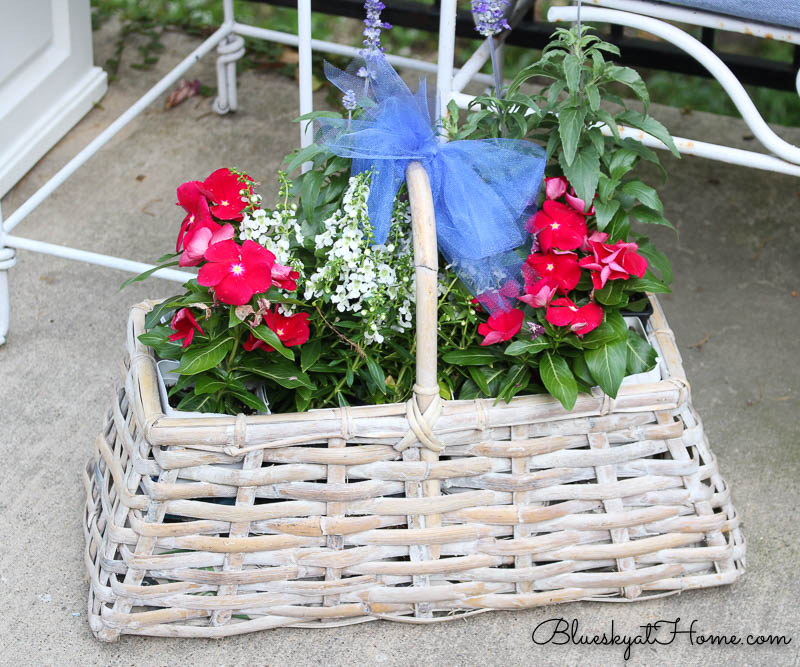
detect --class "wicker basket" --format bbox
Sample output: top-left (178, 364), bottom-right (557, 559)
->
top-left (84, 163), bottom-right (744, 641)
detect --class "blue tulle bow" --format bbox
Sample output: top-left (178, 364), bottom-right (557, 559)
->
top-left (317, 55), bottom-right (546, 307)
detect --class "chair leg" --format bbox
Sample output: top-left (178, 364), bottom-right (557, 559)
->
top-left (0, 246), bottom-right (15, 346)
top-left (212, 34), bottom-right (246, 115)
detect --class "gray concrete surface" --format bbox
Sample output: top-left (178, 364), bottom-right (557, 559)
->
top-left (1, 20), bottom-right (799, 667)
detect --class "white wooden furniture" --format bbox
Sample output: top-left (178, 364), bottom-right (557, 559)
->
top-left (0, 0), bottom-right (107, 198)
top-left (1, 0), bottom-right (799, 346)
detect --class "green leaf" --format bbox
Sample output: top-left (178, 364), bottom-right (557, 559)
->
top-left (300, 169), bottom-right (323, 223)
top-left (504, 338), bottom-right (550, 357)
top-left (176, 392), bottom-right (219, 413)
top-left (606, 65), bottom-right (649, 110)
top-left (458, 378), bottom-right (482, 401)
top-left (144, 296), bottom-right (183, 330)
top-left (637, 242), bottom-right (673, 284)
top-left (120, 260), bottom-right (181, 290)
top-left (228, 387), bottom-right (268, 413)
top-left (571, 354), bottom-right (594, 387)
top-left (539, 352), bottom-right (578, 411)
top-left (468, 366), bottom-right (491, 396)
top-left (441, 348), bottom-right (497, 366)
top-left (587, 127), bottom-right (605, 156)
top-left (595, 109), bottom-right (621, 143)
top-left (626, 273), bottom-right (672, 294)
top-left (283, 143), bottom-right (325, 174)
top-left (626, 329), bottom-right (658, 375)
top-left (498, 364), bottom-right (530, 403)
top-left (595, 280), bottom-right (626, 305)
top-left (605, 208), bottom-right (631, 241)
top-left (564, 54), bottom-right (581, 95)
top-left (593, 199), bottom-right (620, 232)
top-left (629, 205), bottom-right (675, 230)
top-left (229, 306), bottom-right (243, 328)
top-left (250, 324), bottom-right (294, 361)
top-left (137, 325), bottom-right (171, 348)
top-left (295, 386), bottom-right (312, 412)
top-left (194, 374), bottom-right (228, 395)
top-left (597, 175), bottom-right (619, 203)
top-left (177, 336), bottom-right (234, 376)
top-left (582, 309), bottom-right (627, 348)
top-left (558, 106), bottom-right (586, 166)
top-left (300, 339), bottom-right (322, 371)
top-left (621, 180), bottom-right (663, 214)
top-left (293, 110), bottom-right (342, 122)
top-left (585, 339), bottom-right (628, 398)
top-left (608, 148), bottom-right (639, 180)
top-left (245, 357), bottom-right (315, 390)
top-left (365, 356), bottom-right (387, 395)
top-left (546, 80), bottom-right (566, 108)
top-left (560, 144), bottom-right (599, 207)
top-left (585, 82), bottom-right (601, 112)
top-left (616, 110), bottom-right (679, 157)
top-left (168, 372), bottom-right (195, 397)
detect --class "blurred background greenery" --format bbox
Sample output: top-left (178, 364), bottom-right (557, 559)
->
top-left (91, 0), bottom-right (800, 126)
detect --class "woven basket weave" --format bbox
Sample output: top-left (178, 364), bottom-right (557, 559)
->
top-left (84, 163), bottom-right (744, 641)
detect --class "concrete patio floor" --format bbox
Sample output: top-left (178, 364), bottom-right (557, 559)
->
top-left (1, 20), bottom-right (798, 667)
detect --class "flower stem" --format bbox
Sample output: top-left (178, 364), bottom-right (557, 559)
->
top-left (488, 36), bottom-right (503, 98)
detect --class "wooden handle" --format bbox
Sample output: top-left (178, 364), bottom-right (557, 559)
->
top-left (406, 161), bottom-right (439, 412)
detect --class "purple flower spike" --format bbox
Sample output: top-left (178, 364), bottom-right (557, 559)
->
top-left (471, 0), bottom-right (511, 38)
top-left (360, 0), bottom-right (392, 56)
top-left (342, 89), bottom-right (358, 111)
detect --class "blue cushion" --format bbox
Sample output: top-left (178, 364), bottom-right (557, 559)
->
top-left (663, 1), bottom-right (800, 30)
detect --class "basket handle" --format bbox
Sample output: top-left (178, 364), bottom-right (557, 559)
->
top-left (406, 161), bottom-right (439, 412)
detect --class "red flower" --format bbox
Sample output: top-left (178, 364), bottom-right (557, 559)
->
top-left (168, 308), bottom-right (204, 348)
top-left (518, 277), bottom-right (558, 309)
top-left (198, 239), bottom-right (275, 305)
top-left (545, 176), bottom-right (568, 200)
top-left (271, 263), bottom-right (300, 292)
top-left (527, 200), bottom-right (587, 252)
top-left (578, 233), bottom-right (648, 289)
top-left (565, 187), bottom-right (595, 215)
top-left (476, 280), bottom-right (521, 312)
top-left (200, 168), bottom-right (253, 221)
top-left (179, 222), bottom-right (234, 267)
top-left (546, 298), bottom-right (604, 336)
top-left (244, 310), bottom-right (310, 352)
top-left (526, 251), bottom-right (581, 294)
top-left (176, 181), bottom-right (213, 252)
top-left (477, 308), bottom-right (524, 346)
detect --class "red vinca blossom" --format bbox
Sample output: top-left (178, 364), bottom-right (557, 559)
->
top-left (526, 251), bottom-right (581, 294)
top-left (518, 276), bottom-right (558, 309)
top-left (176, 180), bottom-right (213, 252)
top-left (546, 298), bottom-right (604, 336)
top-left (271, 263), bottom-right (300, 292)
top-left (527, 200), bottom-right (587, 252)
top-left (198, 239), bottom-right (275, 306)
top-left (544, 176), bottom-right (568, 200)
top-left (578, 232), bottom-right (648, 289)
top-left (565, 187), bottom-right (595, 215)
top-left (478, 308), bottom-right (525, 346)
top-left (200, 168), bottom-right (253, 221)
top-left (476, 280), bottom-right (521, 312)
top-left (244, 310), bottom-right (310, 352)
top-left (168, 307), bottom-right (204, 348)
top-left (179, 222), bottom-right (234, 267)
